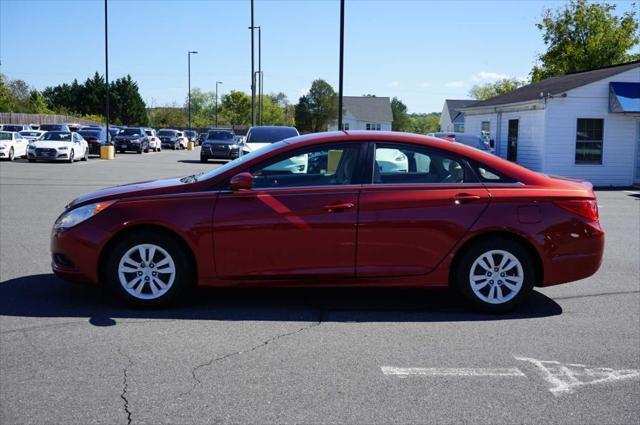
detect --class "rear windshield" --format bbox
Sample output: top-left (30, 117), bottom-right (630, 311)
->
top-left (158, 130), bottom-right (176, 136)
top-left (144, 130), bottom-right (153, 136)
top-left (207, 131), bottom-right (234, 140)
top-left (20, 131), bottom-right (41, 137)
top-left (247, 127), bottom-right (298, 143)
top-left (40, 124), bottom-right (65, 131)
top-left (3, 125), bottom-right (23, 132)
top-left (121, 128), bottom-right (143, 136)
top-left (78, 131), bottom-right (100, 138)
top-left (42, 132), bottom-right (72, 141)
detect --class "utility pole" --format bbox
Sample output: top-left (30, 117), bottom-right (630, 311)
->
top-left (215, 81), bottom-right (223, 128)
top-left (250, 0), bottom-right (255, 127)
top-left (250, 26), bottom-right (263, 125)
top-left (338, 0), bottom-right (345, 130)
top-left (104, 0), bottom-right (110, 142)
top-left (188, 51), bottom-right (198, 132)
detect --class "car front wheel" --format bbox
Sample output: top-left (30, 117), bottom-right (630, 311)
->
top-left (8, 147), bottom-right (14, 161)
top-left (453, 238), bottom-right (534, 313)
top-left (105, 231), bottom-right (192, 307)
top-left (68, 149), bottom-right (75, 163)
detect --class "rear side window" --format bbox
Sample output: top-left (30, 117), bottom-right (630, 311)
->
top-left (373, 144), bottom-right (477, 184)
top-left (469, 162), bottom-right (518, 183)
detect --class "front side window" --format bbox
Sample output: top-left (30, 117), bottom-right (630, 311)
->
top-left (575, 118), bottom-right (603, 164)
top-left (250, 144), bottom-right (360, 189)
top-left (373, 144), bottom-right (475, 184)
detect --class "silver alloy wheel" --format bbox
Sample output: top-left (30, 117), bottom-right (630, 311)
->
top-left (118, 243), bottom-right (176, 300)
top-left (469, 249), bottom-right (524, 304)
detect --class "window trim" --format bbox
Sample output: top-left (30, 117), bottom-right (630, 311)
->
top-left (574, 117), bottom-right (605, 166)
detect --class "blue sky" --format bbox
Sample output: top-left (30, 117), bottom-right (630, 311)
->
top-left (1, 0), bottom-right (637, 113)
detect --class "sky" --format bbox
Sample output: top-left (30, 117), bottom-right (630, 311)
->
top-left (1, 0), bottom-right (637, 113)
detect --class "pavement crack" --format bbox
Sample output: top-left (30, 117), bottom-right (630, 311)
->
top-left (180, 310), bottom-right (324, 397)
top-left (552, 290), bottom-right (639, 301)
top-left (118, 348), bottom-right (134, 425)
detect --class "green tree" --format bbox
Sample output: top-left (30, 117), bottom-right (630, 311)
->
top-left (148, 106), bottom-right (187, 128)
top-left (28, 91), bottom-right (52, 114)
top-left (468, 78), bottom-right (526, 100)
top-left (110, 75), bottom-right (148, 126)
top-left (390, 97), bottom-right (411, 132)
top-left (408, 113), bottom-right (440, 134)
top-left (295, 79), bottom-right (338, 132)
top-left (219, 90), bottom-right (251, 126)
top-left (531, 0), bottom-right (639, 81)
top-left (0, 74), bottom-right (17, 112)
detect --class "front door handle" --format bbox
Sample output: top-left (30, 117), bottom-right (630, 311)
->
top-left (452, 193), bottom-right (481, 204)
top-left (324, 202), bottom-right (355, 212)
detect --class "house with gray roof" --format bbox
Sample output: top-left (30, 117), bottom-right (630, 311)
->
top-left (439, 99), bottom-right (478, 132)
top-left (460, 60), bottom-right (640, 186)
top-left (328, 96), bottom-right (393, 131)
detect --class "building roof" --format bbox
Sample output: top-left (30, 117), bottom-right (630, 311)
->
top-left (465, 60), bottom-right (640, 109)
top-left (444, 99), bottom-right (478, 121)
top-left (343, 96), bottom-right (393, 122)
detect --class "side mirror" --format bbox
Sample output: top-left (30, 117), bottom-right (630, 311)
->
top-left (230, 172), bottom-right (253, 191)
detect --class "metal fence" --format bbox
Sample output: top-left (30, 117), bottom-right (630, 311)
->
top-left (0, 113), bottom-right (100, 126)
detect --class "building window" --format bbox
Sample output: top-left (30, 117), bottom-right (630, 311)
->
top-left (366, 123), bottom-right (381, 131)
top-left (575, 118), bottom-right (604, 164)
top-left (366, 123), bottom-right (371, 130)
top-left (342, 123), bottom-right (349, 130)
top-left (481, 121), bottom-right (490, 133)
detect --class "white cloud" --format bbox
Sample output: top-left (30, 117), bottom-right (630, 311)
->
top-left (417, 81), bottom-right (432, 88)
top-left (471, 71), bottom-right (510, 82)
top-left (445, 81), bottom-right (465, 88)
top-left (388, 80), bottom-right (400, 88)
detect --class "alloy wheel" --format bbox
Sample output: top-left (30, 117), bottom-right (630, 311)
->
top-left (117, 244), bottom-right (176, 300)
top-left (468, 250), bottom-right (524, 304)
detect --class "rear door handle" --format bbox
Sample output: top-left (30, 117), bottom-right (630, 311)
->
top-left (324, 202), bottom-right (355, 212)
top-left (452, 193), bottom-right (481, 204)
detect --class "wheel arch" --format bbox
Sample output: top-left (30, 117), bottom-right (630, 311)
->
top-left (97, 224), bottom-right (198, 286)
top-left (449, 230), bottom-right (544, 287)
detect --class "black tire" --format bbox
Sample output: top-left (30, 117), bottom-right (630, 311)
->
top-left (28, 158), bottom-right (36, 163)
top-left (137, 148), bottom-right (143, 154)
top-left (68, 149), bottom-right (75, 163)
top-left (81, 149), bottom-right (88, 161)
top-left (200, 157), bottom-right (208, 163)
top-left (144, 144), bottom-right (149, 153)
top-left (8, 147), bottom-right (14, 161)
top-left (453, 237), bottom-right (535, 314)
top-left (105, 230), bottom-right (194, 307)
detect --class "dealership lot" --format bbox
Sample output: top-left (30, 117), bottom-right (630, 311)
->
top-left (1, 150), bottom-right (638, 424)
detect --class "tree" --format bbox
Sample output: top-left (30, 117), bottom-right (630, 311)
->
top-left (531, 0), bottom-right (639, 81)
top-left (408, 113), bottom-right (440, 134)
top-left (391, 97), bottom-right (411, 132)
top-left (468, 78), bottom-right (526, 100)
top-left (148, 106), bottom-right (187, 128)
top-left (28, 91), bottom-right (52, 114)
top-left (219, 90), bottom-right (251, 126)
top-left (295, 79), bottom-right (338, 132)
top-left (110, 75), bottom-right (148, 126)
top-left (0, 74), bottom-right (16, 112)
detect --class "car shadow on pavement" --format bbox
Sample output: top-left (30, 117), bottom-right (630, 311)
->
top-left (0, 274), bottom-right (562, 326)
top-left (177, 159), bottom-right (229, 164)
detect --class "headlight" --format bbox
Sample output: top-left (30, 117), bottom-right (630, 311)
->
top-left (58, 146), bottom-right (68, 151)
top-left (230, 144), bottom-right (238, 149)
top-left (131, 139), bottom-right (140, 143)
top-left (54, 201), bottom-right (116, 231)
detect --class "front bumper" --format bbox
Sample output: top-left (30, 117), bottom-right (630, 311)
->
top-left (201, 145), bottom-right (239, 159)
top-left (28, 149), bottom-right (70, 160)
top-left (115, 142), bottom-right (141, 151)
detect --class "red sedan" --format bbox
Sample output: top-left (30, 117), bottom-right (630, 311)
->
top-left (51, 131), bottom-right (604, 312)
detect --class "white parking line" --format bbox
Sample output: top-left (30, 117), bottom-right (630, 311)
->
top-left (380, 366), bottom-right (526, 377)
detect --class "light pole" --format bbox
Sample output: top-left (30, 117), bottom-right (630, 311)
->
top-left (338, 0), bottom-right (345, 130)
top-left (104, 0), bottom-right (110, 143)
top-left (249, 26), bottom-right (262, 125)
top-left (250, 0), bottom-right (255, 126)
top-left (215, 81), bottom-right (223, 128)
top-left (188, 50), bottom-right (198, 132)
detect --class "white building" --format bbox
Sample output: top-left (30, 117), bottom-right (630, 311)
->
top-left (440, 99), bottom-right (478, 132)
top-left (461, 61), bottom-right (640, 186)
top-left (328, 96), bottom-right (393, 131)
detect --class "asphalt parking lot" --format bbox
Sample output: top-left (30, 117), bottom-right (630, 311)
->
top-left (1, 149), bottom-right (638, 425)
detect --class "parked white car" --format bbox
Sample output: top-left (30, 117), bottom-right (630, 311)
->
top-left (144, 128), bottom-right (162, 152)
top-left (20, 130), bottom-right (46, 144)
top-left (0, 131), bottom-right (29, 161)
top-left (243, 126), bottom-right (299, 155)
top-left (176, 131), bottom-right (189, 149)
top-left (28, 131), bottom-right (88, 163)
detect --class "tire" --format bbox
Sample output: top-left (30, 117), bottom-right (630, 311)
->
top-left (453, 237), bottom-right (534, 314)
top-left (28, 158), bottom-right (36, 163)
top-left (137, 148), bottom-right (143, 154)
top-left (8, 147), bottom-right (14, 161)
top-left (200, 157), bottom-right (208, 163)
top-left (105, 230), bottom-right (193, 307)
top-left (81, 149), bottom-right (88, 161)
top-left (68, 149), bottom-right (75, 163)
top-left (144, 144), bottom-right (149, 153)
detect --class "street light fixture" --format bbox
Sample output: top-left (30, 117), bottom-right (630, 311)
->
top-left (215, 81), bottom-right (223, 128)
top-left (188, 50), bottom-right (198, 133)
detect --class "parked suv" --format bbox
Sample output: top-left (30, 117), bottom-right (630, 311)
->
top-left (78, 128), bottom-right (111, 156)
top-left (200, 130), bottom-right (238, 162)
top-left (39, 124), bottom-right (71, 132)
top-left (158, 129), bottom-right (183, 150)
top-left (113, 127), bottom-right (150, 154)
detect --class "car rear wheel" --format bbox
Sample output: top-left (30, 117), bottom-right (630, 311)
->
top-left (453, 238), bottom-right (534, 313)
top-left (81, 149), bottom-right (88, 161)
top-left (105, 231), bottom-right (193, 307)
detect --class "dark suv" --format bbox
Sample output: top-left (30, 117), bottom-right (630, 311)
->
top-left (113, 127), bottom-right (150, 153)
top-left (78, 128), bottom-right (111, 155)
top-left (184, 130), bottom-right (199, 146)
top-left (200, 130), bottom-right (238, 162)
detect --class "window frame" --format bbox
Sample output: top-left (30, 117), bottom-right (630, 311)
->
top-left (574, 118), bottom-right (605, 165)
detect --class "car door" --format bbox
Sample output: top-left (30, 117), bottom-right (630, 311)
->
top-left (17, 134), bottom-right (27, 156)
top-left (213, 142), bottom-right (363, 280)
top-left (357, 142), bottom-right (491, 277)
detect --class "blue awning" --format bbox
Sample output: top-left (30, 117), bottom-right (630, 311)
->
top-left (609, 82), bottom-right (640, 113)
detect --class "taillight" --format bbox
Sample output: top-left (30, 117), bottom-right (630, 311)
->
top-left (554, 199), bottom-right (599, 221)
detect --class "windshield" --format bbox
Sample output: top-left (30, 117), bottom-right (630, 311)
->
top-left (40, 124), bottom-right (64, 131)
top-left (121, 128), bottom-right (142, 136)
top-left (197, 141), bottom-right (288, 182)
top-left (207, 131), bottom-right (234, 141)
top-left (3, 126), bottom-right (23, 132)
top-left (0, 132), bottom-right (11, 140)
top-left (41, 132), bottom-right (72, 141)
top-left (158, 130), bottom-right (176, 136)
top-left (20, 131), bottom-right (41, 137)
top-left (247, 127), bottom-right (298, 144)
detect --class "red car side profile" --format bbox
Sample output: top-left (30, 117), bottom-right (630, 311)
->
top-left (51, 131), bottom-right (604, 312)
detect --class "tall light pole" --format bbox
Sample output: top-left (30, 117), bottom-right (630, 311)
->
top-left (215, 81), bottom-right (223, 128)
top-left (249, 26), bottom-right (262, 125)
top-left (338, 0), bottom-right (345, 130)
top-left (187, 51), bottom-right (198, 132)
top-left (250, 0), bottom-right (255, 127)
top-left (104, 0), bottom-right (110, 142)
